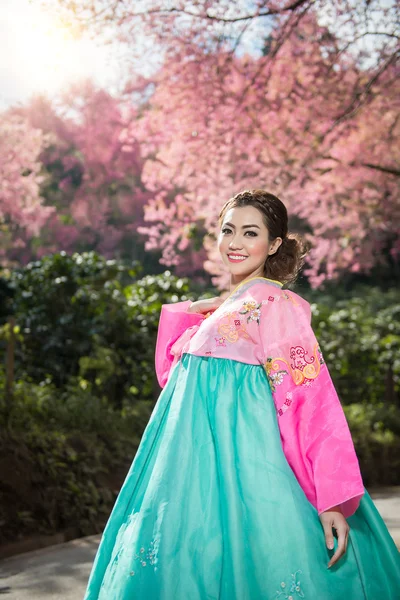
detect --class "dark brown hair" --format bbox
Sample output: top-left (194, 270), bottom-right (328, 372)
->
top-left (219, 189), bottom-right (309, 285)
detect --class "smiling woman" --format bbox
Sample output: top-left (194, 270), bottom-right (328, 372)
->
top-left (83, 189), bottom-right (400, 600)
top-left (0, 0), bottom-right (113, 106)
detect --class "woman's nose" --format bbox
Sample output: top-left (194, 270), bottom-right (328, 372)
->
top-left (229, 237), bottom-right (243, 249)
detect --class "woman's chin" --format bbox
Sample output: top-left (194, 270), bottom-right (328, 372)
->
top-left (227, 266), bottom-right (256, 280)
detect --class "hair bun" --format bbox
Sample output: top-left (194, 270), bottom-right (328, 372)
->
top-left (265, 233), bottom-right (310, 285)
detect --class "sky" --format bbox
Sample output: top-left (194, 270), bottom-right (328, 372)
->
top-left (0, 0), bottom-right (121, 109)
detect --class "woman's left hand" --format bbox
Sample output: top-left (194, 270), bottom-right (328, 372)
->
top-left (319, 505), bottom-right (350, 568)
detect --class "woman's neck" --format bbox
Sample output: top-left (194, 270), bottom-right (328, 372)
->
top-left (229, 268), bottom-right (265, 292)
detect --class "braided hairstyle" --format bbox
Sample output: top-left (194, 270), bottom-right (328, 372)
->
top-left (219, 189), bottom-right (309, 285)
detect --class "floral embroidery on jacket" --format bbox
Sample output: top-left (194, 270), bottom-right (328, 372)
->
top-left (275, 569), bottom-right (304, 599)
top-left (281, 291), bottom-right (300, 306)
top-left (217, 312), bottom-right (250, 343)
top-left (276, 392), bottom-right (293, 417)
top-left (239, 300), bottom-right (262, 324)
top-left (265, 358), bottom-right (288, 392)
top-left (267, 343), bottom-right (323, 387)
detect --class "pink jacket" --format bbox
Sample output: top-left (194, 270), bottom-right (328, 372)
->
top-left (155, 276), bottom-right (364, 517)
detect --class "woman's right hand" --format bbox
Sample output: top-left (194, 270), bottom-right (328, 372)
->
top-left (187, 296), bottom-right (225, 315)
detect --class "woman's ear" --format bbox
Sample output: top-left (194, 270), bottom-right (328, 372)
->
top-left (268, 237), bottom-right (283, 256)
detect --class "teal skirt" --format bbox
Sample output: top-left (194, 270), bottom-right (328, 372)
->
top-left (84, 354), bottom-right (400, 599)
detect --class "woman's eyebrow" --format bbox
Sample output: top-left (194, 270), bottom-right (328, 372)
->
top-left (223, 222), bottom-right (261, 229)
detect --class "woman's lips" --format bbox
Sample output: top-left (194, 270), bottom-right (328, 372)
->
top-left (227, 254), bottom-right (248, 262)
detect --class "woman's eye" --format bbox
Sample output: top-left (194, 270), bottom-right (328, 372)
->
top-left (221, 228), bottom-right (257, 236)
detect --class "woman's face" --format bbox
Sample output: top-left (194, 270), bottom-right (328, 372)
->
top-left (218, 205), bottom-right (281, 282)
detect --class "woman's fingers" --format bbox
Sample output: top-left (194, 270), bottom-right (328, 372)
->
top-left (321, 519), bottom-right (335, 551)
top-left (327, 523), bottom-right (349, 568)
top-left (319, 508), bottom-right (350, 569)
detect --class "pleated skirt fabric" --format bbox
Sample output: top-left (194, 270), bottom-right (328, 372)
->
top-left (84, 354), bottom-right (400, 600)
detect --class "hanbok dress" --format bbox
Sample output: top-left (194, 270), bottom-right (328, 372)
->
top-left (84, 276), bottom-right (400, 600)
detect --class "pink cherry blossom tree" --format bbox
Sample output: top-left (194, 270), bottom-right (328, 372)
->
top-left (13, 82), bottom-right (154, 263)
top-left (133, 14), bottom-right (399, 285)
top-left (0, 112), bottom-right (54, 264)
top-left (48, 0), bottom-right (398, 286)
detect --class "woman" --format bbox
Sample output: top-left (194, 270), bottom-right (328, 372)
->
top-left (84, 189), bottom-right (400, 599)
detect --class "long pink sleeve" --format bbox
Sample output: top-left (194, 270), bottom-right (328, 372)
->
top-left (260, 291), bottom-right (364, 517)
top-left (155, 300), bottom-right (205, 387)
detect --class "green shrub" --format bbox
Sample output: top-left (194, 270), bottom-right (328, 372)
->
top-left (345, 403), bottom-right (400, 486)
top-left (0, 373), bottom-right (152, 544)
top-left (1, 253), bottom-right (197, 406)
top-left (1, 257), bottom-right (399, 545)
top-left (310, 286), bottom-right (400, 407)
